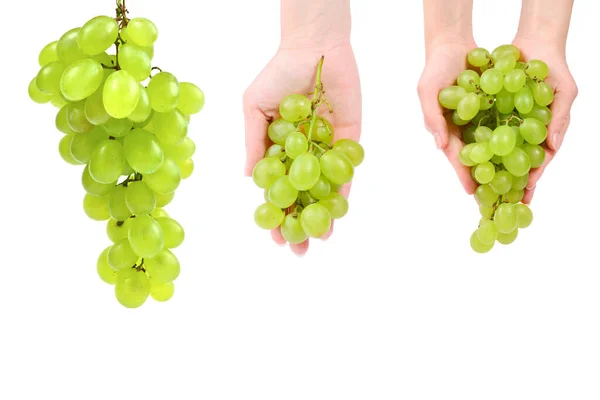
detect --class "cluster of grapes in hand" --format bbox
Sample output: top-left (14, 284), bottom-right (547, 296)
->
top-left (28, 0), bottom-right (205, 307)
top-left (252, 57), bottom-right (364, 244)
top-left (438, 44), bottom-right (553, 253)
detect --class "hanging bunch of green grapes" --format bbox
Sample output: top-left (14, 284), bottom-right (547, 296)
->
top-left (28, 0), bottom-right (205, 308)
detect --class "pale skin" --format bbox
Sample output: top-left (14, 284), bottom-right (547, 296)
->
top-left (243, 0), bottom-right (362, 256)
top-left (417, 0), bottom-right (578, 204)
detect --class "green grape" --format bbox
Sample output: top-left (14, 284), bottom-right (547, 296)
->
top-left (151, 207), bottom-right (169, 218)
top-left (126, 18), bottom-right (158, 47)
top-left (288, 153), bottom-right (321, 190)
top-left (268, 119), bottom-right (296, 145)
top-left (115, 268), bottom-right (150, 308)
top-left (70, 127), bottom-right (107, 163)
top-left (107, 239), bottom-right (138, 270)
top-left (532, 81), bottom-right (554, 106)
top-left (502, 147), bottom-right (531, 177)
top-left (93, 51), bottom-right (112, 66)
top-left (280, 214), bottom-right (308, 244)
top-left (143, 157), bottom-right (181, 194)
top-left (310, 117), bottom-right (334, 144)
top-left (57, 28), bottom-right (86, 64)
top-left (497, 229), bottom-right (518, 245)
top-left (452, 111), bottom-right (469, 126)
top-left (107, 218), bottom-right (131, 243)
top-left (495, 55), bottom-right (517, 74)
top-left (459, 143), bottom-right (477, 166)
top-left (268, 176), bottom-right (298, 208)
top-left (319, 192), bottom-right (348, 219)
top-left (254, 202), bottom-right (284, 229)
top-left (147, 72), bottom-right (180, 112)
top-left (467, 47), bottom-right (490, 67)
top-left (77, 16), bottom-right (118, 55)
top-left (478, 93), bottom-right (494, 110)
top-left (300, 203), bottom-right (331, 238)
top-left (65, 101), bottom-right (93, 133)
top-left (127, 85), bottom-right (152, 123)
top-left (60, 58), bottom-right (104, 102)
top-left (83, 193), bottom-right (110, 221)
top-left (252, 157), bottom-right (286, 189)
top-left (320, 150), bottom-right (354, 185)
top-left (128, 214), bottom-right (164, 258)
top-left (474, 162), bottom-right (495, 184)
top-left (101, 117), bottom-right (132, 137)
top-left (51, 93), bottom-right (68, 108)
top-left (178, 158), bottom-right (194, 179)
top-left (150, 280), bottom-right (175, 302)
top-left (477, 219), bottom-right (498, 245)
top-left (462, 125), bottom-right (476, 144)
top-left (511, 173), bottom-right (529, 190)
top-left (298, 191), bottom-right (317, 207)
top-left (514, 86), bottom-right (534, 114)
top-left (177, 82), bottom-right (204, 115)
top-left (58, 134), bottom-right (82, 165)
top-left (475, 184), bottom-right (499, 207)
top-left (84, 84), bottom-right (110, 125)
top-left (153, 109), bottom-right (188, 145)
top-left (82, 164), bottom-right (116, 196)
top-left (470, 231), bottom-right (494, 253)
top-left (480, 69), bottom-right (503, 95)
top-left (438, 86), bottom-right (467, 109)
top-left (118, 43), bottom-right (151, 82)
top-left (36, 61), bottom-right (66, 95)
top-left (265, 144), bottom-right (286, 160)
top-left (145, 249), bottom-right (180, 284)
top-left (515, 204), bottom-right (533, 228)
top-left (521, 104), bottom-right (552, 125)
top-left (279, 94), bottom-right (311, 122)
top-left (479, 205), bottom-right (494, 219)
top-left (474, 126), bottom-right (493, 143)
top-left (494, 203), bottom-right (518, 233)
top-left (162, 137), bottom-right (195, 163)
top-left (470, 142), bottom-right (493, 163)
top-left (471, 110), bottom-right (488, 126)
top-left (489, 170), bottom-right (513, 195)
top-left (155, 192), bottom-right (174, 208)
top-left (285, 132), bottom-right (308, 159)
top-left (457, 92), bottom-right (481, 121)
top-left (526, 60), bottom-right (549, 80)
top-left (308, 175), bottom-right (331, 199)
top-left (457, 70), bottom-right (480, 92)
top-left (155, 217), bottom-right (185, 249)
top-left (522, 144), bottom-right (545, 169)
top-left (123, 128), bottom-right (164, 174)
top-left (495, 89), bottom-right (515, 114)
top-left (109, 185), bottom-right (131, 221)
top-left (506, 189), bottom-right (524, 204)
top-left (504, 69), bottom-right (526, 93)
top-left (333, 139), bottom-right (364, 167)
top-left (489, 125), bottom-right (516, 156)
top-left (514, 126), bottom-right (524, 147)
top-left (519, 118), bottom-right (547, 145)
top-left (103, 70), bottom-right (140, 119)
top-left (89, 139), bottom-right (126, 184)
top-left (97, 247), bottom-right (118, 284)
top-left (38, 41), bottom-right (58, 66)
top-left (28, 77), bottom-right (53, 104)
top-left (491, 44), bottom-right (520, 61)
top-left (491, 154), bottom-right (503, 165)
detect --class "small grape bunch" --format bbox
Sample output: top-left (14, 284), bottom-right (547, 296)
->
top-left (252, 56), bottom-right (364, 245)
top-left (438, 44), bottom-right (553, 253)
top-left (28, 0), bottom-right (205, 307)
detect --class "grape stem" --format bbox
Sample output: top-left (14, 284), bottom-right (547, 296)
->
top-left (306, 56), bottom-right (326, 142)
top-left (133, 259), bottom-right (146, 272)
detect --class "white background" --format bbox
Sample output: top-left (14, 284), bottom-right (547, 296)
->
top-left (1, 0), bottom-right (599, 399)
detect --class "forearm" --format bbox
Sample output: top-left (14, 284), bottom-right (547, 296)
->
top-left (280, 0), bottom-right (351, 49)
top-left (423, 0), bottom-right (473, 50)
top-left (515, 0), bottom-right (574, 51)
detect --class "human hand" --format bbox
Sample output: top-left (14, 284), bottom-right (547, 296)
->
top-left (512, 37), bottom-right (578, 204)
top-left (243, 44), bottom-right (362, 256)
top-left (417, 39), bottom-right (479, 194)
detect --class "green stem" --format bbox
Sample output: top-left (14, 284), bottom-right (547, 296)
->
top-left (306, 56), bottom-right (325, 142)
top-left (312, 142), bottom-right (328, 153)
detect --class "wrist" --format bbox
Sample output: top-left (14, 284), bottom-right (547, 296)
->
top-left (513, 29), bottom-right (566, 54)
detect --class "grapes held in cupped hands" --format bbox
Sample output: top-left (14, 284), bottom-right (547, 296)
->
top-left (29, 0), bottom-right (205, 308)
top-left (251, 56), bottom-right (364, 248)
top-left (438, 44), bottom-right (553, 253)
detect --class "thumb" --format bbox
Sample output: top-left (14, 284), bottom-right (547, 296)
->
top-left (243, 97), bottom-right (271, 177)
top-left (417, 80), bottom-right (449, 150)
top-left (546, 82), bottom-right (578, 151)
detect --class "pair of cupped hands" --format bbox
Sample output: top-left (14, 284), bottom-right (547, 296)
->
top-left (243, 36), bottom-right (577, 255)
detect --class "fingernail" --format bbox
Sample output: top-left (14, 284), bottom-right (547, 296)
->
top-left (433, 133), bottom-right (442, 149)
top-left (552, 133), bottom-right (563, 150)
top-left (526, 184), bottom-right (536, 191)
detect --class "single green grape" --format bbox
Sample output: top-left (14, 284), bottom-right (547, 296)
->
top-left (83, 193), bottom-right (110, 221)
top-left (489, 125), bottom-right (516, 156)
top-left (310, 117), bottom-right (334, 144)
top-left (125, 181), bottom-right (156, 215)
top-left (495, 89), bottom-right (515, 114)
top-left (155, 192), bottom-right (174, 208)
top-left (300, 203), bottom-right (331, 238)
top-left (477, 219), bottom-right (499, 245)
top-left (526, 60), bottom-right (549, 80)
top-left (532, 81), bottom-right (554, 106)
top-left (155, 217), bottom-right (185, 249)
top-left (459, 143), bottom-right (477, 167)
top-left (522, 144), bottom-right (546, 168)
top-left (265, 144), bottom-right (286, 160)
top-left (178, 158), bottom-right (194, 179)
top-left (145, 249), bottom-right (180, 284)
top-left (128, 85), bottom-right (152, 123)
top-left (71, 127), bottom-right (108, 163)
top-left (480, 69), bottom-right (504, 95)
top-left (320, 150), bottom-right (354, 185)
top-left (118, 43), bottom-right (151, 82)
top-left (494, 203), bottom-right (517, 233)
top-left (101, 117), bottom-right (133, 137)
top-left (153, 109), bottom-right (188, 145)
top-left (103, 70), bottom-right (141, 119)
top-left (474, 162), bottom-right (495, 184)
top-left (36, 61), bottom-right (66, 95)
top-left (495, 55), bottom-right (517, 74)
top-left (28, 77), bottom-right (53, 104)
top-left (89, 139), bottom-right (126, 184)
top-left (489, 170), bottom-right (513, 195)
top-left (58, 135), bottom-right (82, 165)
top-left (457, 92), bottom-right (481, 121)
top-left (82, 164), bottom-right (116, 197)
top-left (520, 104), bottom-right (552, 126)
top-left (151, 207), bottom-right (169, 218)
top-left (504, 69), bottom-right (526, 93)
top-left (268, 176), bottom-right (298, 209)
top-left (65, 101), bottom-right (93, 133)
top-left (57, 28), bottom-right (86, 64)
top-left (502, 147), bottom-right (531, 177)
top-left (143, 157), bottom-right (180, 194)
top-left (289, 153), bottom-right (321, 190)
top-left (515, 204), bottom-right (533, 228)
top-left (308, 175), bottom-right (331, 200)
top-left (55, 105), bottom-right (76, 134)
top-left (333, 139), bottom-right (364, 167)
top-left (474, 126), bottom-right (493, 143)
top-left (84, 84), bottom-right (110, 125)
top-left (519, 118), bottom-right (547, 145)
top-left (279, 94), bottom-right (311, 122)
top-left (78, 16), bottom-right (119, 55)
top-left (497, 229), bottom-right (518, 245)
top-left (106, 218), bottom-right (131, 243)
top-left (126, 18), bottom-right (158, 47)
top-left (438, 86), bottom-right (467, 109)
top-left (60, 58), bottom-right (104, 102)
top-left (268, 119), bottom-right (296, 145)
top-left (491, 44), bottom-right (520, 61)
top-left (285, 132), bottom-right (309, 159)
top-left (147, 72), bottom-right (180, 112)
top-left (479, 205), bottom-right (494, 219)
top-left (115, 268), bottom-right (150, 308)
top-left (254, 202), bottom-right (284, 229)
top-left (122, 129), bottom-right (164, 175)
top-left (467, 47), bottom-right (491, 67)
top-left (162, 137), bottom-right (195, 163)
top-left (470, 144), bottom-right (494, 164)
top-left (280, 214), bottom-right (308, 244)
top-left (109, 185), bottom-right (131, 221)
top-left (457, 70), bottom-right (480, 92)
top-left (252, 157), bottom-right (286, 189)
top-left (506, 189), bottom-right (524, 204)
top-left (177, 82), bottom-right (204, 115)
top-left (478, 93), bottom-right (494, 110)
top-left (511, 173), bottom-right (529, 190)
top-left (462, 125), bottom-right (476, 144)
top-left (128, 214), bottom-right (164, 258)
top-left (475, 184), bottom-right (499, 207)
top-left (150, 280), bottom-right (175, 302)
top-left (470, 231), bottom-right (494, 253)
top-left (514, 86), bottom-right (534, 114)
top-left (107, 239), bottom-right (138, 270)
top-left (452, 111), bottom-right (469, 126)
top-left (38, 41), bottom-right (59, 67)
top-left (318, 192), bottom-right (348, 219)
top-left (97, 247), bottom-right (118, 284)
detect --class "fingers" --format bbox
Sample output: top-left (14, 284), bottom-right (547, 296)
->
top-left (243, 92), bottom-right (271, 176)
top-left (546, 82), bottom-right (578, 151)
top-left (321, 221), bottom-right (334, 241)
top-left (271, 228), bottom-right (287, 245)
top-left (522, 187), bottom-right (535, 205)
top-left (443, 122), bottom-right (477, 194)
top-left (290, 241), bottom-right (309, 257)
top-left (417, 77), bottom-right (448, 149)
top-left (522, 148), bottom-right (555, 204)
